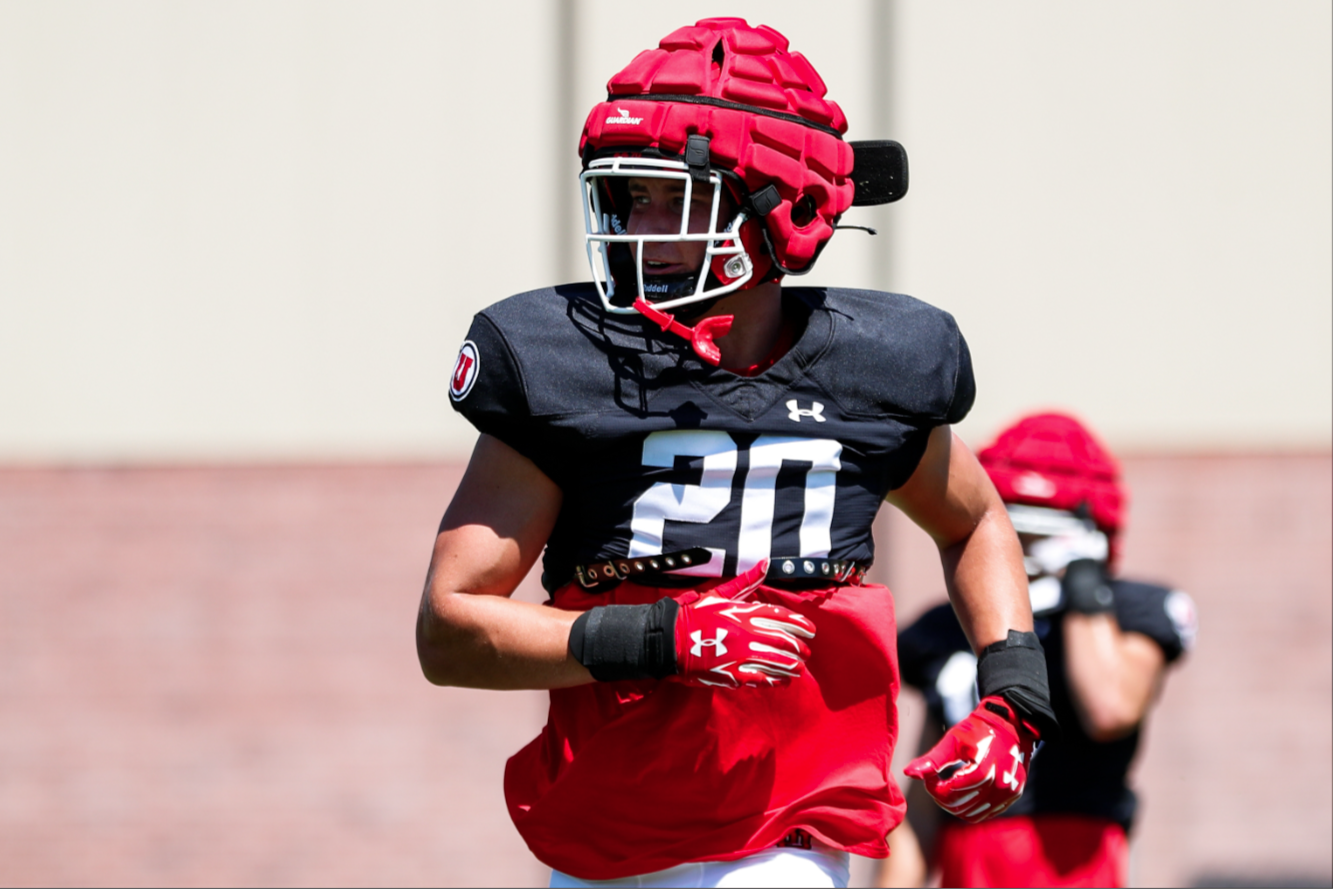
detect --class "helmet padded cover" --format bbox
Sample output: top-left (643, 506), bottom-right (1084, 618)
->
top-left (580, 18), bottom-right (855, 273)
top-left (978, 413), bottom-right (1127, 568)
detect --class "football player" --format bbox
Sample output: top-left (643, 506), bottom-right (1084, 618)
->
top-left (417, 19), bottom-right (1058, 887)
top-left (877, 413), bottom-right (1198, 888)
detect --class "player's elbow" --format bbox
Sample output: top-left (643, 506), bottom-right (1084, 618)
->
top-left (1076, 697), bottom-right (1142, 742)
top-left (415, 595), bottom-right (474, 686)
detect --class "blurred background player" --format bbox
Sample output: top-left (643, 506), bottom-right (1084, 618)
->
top-left (877, 412), bottom-right (1198, 888)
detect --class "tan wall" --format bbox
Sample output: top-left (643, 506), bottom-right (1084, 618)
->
top-left (885, 1), bottom-right (1333, 452)
top-left (1, 2), bottom-right (1329, 462)
top-left (0, 2), bottom-right (561, 462)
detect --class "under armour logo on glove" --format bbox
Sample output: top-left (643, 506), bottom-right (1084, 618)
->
top-left (690, 629), bottom-right (728, 657)
top-left (786, 400), bottom-right (826, 423)
top-left (671, 562), bottom-right (816, 689)
top-left (904, 695), bottom-right (1040, 823)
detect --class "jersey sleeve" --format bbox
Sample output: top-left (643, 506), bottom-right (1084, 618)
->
top-left (1112, 580), bottom-right (1198, 663)
top-left (946, 328), bottom-right (976, 425)
top-left (448, 313), bottom-right (562, 484)
top-left (880, 322), bottom-right (972, 490)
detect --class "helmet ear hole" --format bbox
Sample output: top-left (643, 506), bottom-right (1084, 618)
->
top-left (791, 194), bottom-right (818, 228)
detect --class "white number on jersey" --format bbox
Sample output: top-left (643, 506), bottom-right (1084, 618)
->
top-left (627, 430), bottom-right (843, 576)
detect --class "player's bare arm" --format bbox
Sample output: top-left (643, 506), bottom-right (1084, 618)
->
top-left (885, 426), bottom-right (1031, 651)
top-left (418, 431), bottom-right (814, 693)
top-left (416, 434), bottom-right (593, 690)
top-left (1063, 615), bottom-right (1166, 741)
top-left (890, 426), bottom-right (1057, 824)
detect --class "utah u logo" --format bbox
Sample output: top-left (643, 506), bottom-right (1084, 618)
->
top-left (690, 629), bottom-right (729, 657)
top-left (450, 341), bottom-right (480, 402)
top-left (786, 400), bottom-right (826, 423)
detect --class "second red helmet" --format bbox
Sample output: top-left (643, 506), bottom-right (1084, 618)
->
top-left (978, 412), bottom-right (1127, 568)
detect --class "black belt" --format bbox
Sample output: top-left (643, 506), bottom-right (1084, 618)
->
top-left (572, 548), bottom-right (868, 590)
top-left (776, 828), bottom-right (814, 849)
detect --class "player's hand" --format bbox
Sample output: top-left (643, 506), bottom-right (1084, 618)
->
top-left (671, 562), bottom-right (816, 689)
top-left (904, 696), bottom-right (1039, 823)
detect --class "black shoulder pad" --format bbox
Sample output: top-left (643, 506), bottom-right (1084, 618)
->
top-left (481, 284), bottom-right (705, 423)
top-left (947, 332), bottom-right (976, 424)
top-left (448, 312), bottom-right (534, 455)
top-left (804, 289), bottom-right (975, 425)
top-left (1112, 580), bottom-right (1197, 663)
top-left (451, 288), bottom-right (618, 485)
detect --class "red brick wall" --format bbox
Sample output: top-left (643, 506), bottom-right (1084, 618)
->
top-left (1, 455), bottom-right (1329, 887)
top-left (0, 465), bottom-right (550, 887)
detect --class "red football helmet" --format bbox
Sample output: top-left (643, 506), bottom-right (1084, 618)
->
top-left (578, 18), bottom-right (898, 363)
top-left (978, 412), bottom-right (1127, 569)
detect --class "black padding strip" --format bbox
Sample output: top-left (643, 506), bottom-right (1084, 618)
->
top-left (568, 599), bottom-right (678, 682)
top-left (642, 597), bottom-right (676, 677)
top-left (685, 134), bottom-right (712, 183)
top-left (977, 630), bottom-right (1061, 739)
top-left (750, 184), bottom-right (780, 217)
top-left (609, 93), bottom-right (845, 138)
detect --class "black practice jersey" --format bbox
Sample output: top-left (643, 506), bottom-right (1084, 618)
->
top-left (449, 284), bottom-right (974, 591)
top-left (898, 580), bottom-right (1197, 830)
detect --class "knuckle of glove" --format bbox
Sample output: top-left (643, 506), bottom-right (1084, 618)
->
top-left (908, 703), bottom-right (1030, 821)
top-left (670, 584), bottom-right (816, 690)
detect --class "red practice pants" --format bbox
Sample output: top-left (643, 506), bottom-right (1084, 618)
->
top-left (936, 814), bottom-right (1128, 888)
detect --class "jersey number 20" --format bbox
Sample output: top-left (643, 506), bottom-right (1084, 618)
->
top-left (628, 429), bottom-right (842, 576)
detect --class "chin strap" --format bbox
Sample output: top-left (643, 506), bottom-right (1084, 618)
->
top-left (633, 298), bottom-right (733, 366)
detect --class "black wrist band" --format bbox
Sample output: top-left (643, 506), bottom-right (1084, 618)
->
top-left (1063, 558), bottom-right (1116, 615)
top-left (568, 598), bottom-right (679, 682)
top-left (977, 629), bottom-right (1060, 739)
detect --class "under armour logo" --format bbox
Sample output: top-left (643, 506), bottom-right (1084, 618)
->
top-left (1001, 744), bottom-right (1023, 791)
top-left (690, 629), bottom-right (729, 657)
top-left (786, 400), bottom-right (826, 423)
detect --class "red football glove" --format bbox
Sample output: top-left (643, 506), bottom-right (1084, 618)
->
top-left (671, 562), bottom-right (816, 689)
top-left (904, 696), bottom-right (1040, 823)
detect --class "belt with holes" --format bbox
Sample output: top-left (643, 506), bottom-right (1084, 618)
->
top-left (770, 555), bottom-right (868, 585)
top-left (573, 548), bottom-right (868, 590)
top-left (775, 828), bottom-right (814, 850)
